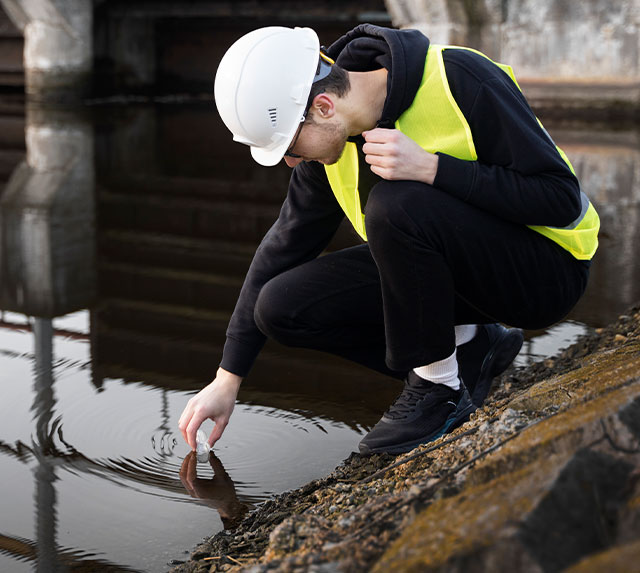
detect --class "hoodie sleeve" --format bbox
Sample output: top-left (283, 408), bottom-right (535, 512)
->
top-left (433, 49), bottom-right (582, 227)
top-left (220, 162), bottom-right (344, 377)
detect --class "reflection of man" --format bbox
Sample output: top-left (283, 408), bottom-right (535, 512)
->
top-left (179, 25), bottom-right (598, 455)
top-left (180, 452), bottom-right (248, 530)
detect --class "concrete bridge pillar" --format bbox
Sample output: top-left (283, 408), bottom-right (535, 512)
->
top-left (0, 0), bottom-right (92, 101)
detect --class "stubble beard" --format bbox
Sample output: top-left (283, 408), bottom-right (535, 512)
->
top-left (320, 122), bottom-right (349, 166)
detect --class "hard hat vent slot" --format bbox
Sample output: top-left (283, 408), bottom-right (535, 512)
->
top-left (268, 107), bottom-right (278, 127)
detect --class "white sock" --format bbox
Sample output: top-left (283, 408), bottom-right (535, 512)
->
top-left (413, 349), bottom-right (460, 390)
top-left (455, 324), bottom-right (478, 346)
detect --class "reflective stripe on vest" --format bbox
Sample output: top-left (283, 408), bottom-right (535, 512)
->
top-left (324, 44), bottom-right (599, 260)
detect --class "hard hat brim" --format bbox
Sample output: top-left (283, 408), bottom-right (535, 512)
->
top-left (250, 137), bottom-right (295, 167)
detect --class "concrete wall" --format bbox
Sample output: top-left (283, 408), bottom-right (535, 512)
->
top-left (385, 0), bottom-right (640, 94)
top-left (3, 0), bottom-right (639, 102)
top-left (499, 0), bottom-right (640, 81)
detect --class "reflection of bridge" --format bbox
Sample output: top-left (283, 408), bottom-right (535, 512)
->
top-left (0, 532), bottom-right (141, 572)
top-left (0, 312), bottom-right (144, 573)
top-left (0, 353), bottom-right (251, 573)
top-left (2, 104), bottom-right (640, 422)
top-left (0, 98), bottom-right (398, 426)
top-left (555, 130), bottom-right (640, 326)
top-left (0, 97), bottom-right (393, 572)
top-left (91, 103), bottom-right (398, 425)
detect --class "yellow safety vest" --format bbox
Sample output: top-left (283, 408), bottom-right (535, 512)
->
top-left (325, 44), bottom-right (599, 260)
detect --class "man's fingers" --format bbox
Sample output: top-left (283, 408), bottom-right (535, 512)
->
top-left (362, 127), bottom-right (395, 143)
top-left (185, 410), bottom-right (208, 450)
top-left (208, 420), bottom-right (227, 447)
top-left (362, 141), bottom-right (387, 157)
top-left (364, 151), bottom-right (386, 165)
top-left (364, 153), bottom-right (396, 173)
top-left (369, 164), bottom-right (390, 179)
top-left (178, 397), bottom-right (198, 443)
top-left (363, 128), bottom-right (408, 181)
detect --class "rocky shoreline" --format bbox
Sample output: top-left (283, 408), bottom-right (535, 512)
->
top-left (171, 305), bottom-right (640, 573)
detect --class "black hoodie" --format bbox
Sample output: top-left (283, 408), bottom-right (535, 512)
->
top-left (220, 24), bottom-right (582, 377)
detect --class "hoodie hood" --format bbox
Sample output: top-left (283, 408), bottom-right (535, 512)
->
top-left (325, 24), bottom-right (430, 128)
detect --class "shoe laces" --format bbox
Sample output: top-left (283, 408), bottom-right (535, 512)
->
top-left (385, 376), bottom-right (451, 420)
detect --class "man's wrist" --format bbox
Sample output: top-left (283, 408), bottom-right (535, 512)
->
top-left (216, 367), bottom-right (243, 387)
top-left (422, 152), bottom-right (439, 186)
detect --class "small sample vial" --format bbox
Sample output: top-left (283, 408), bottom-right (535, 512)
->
top-left (195, 429), bottom-right (210, 462)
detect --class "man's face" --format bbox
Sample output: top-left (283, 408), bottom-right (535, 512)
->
top-left (283, 115), bottom-right (349, 168)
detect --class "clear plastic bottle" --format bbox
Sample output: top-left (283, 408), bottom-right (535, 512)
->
top-left (196, 429), bottom-right (211, 462)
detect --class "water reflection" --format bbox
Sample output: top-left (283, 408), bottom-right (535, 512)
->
top-left (0, 318), bottom-right (140, 572)
top-left (0, 104), bottom-right (95, 318)
top-left (31, 318), bottom-right (60, 573)
top-left (559, 128), bottom-right (640, 324)
top-left (0, 100), bottom-right (639, 572)
top-left (0, 534), bottom-right (140, 573)
top-left (151, 389), bottom-right (179, 457)
top-left (179, 452), bottom-right (249, 530)
top-left (0, 318), bottom-right (351, 572)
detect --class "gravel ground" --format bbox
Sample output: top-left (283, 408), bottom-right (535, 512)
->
top-left (169, 304), bottom-right (640, 573)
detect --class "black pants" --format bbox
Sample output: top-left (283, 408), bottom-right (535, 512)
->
top-left (254, 181), bottom-right (589, 378)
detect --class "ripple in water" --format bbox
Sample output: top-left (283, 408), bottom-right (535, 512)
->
top-left (30, 378), bottom-right (360, 501)
top-left (4, 348), bottom-right (362, 573)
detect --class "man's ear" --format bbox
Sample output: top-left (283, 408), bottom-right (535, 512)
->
top-left (311, 93), bottom-right (335, 119)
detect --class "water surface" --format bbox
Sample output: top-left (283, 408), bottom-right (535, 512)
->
top-left (0, 101), bottom-right (638, 571)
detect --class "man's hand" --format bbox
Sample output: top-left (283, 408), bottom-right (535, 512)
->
top-left (178, 368), bottom-right (242, 450)
top-left (362, 128), bottom-right (439, 185)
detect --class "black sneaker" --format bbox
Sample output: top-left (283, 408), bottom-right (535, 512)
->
top-left (457, 324), bottom-right (524, 407)
top-left (358, 372), bottom-right (476, 455)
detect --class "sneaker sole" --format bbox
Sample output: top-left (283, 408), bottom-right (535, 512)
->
top-left (359, 393), bottom-right (476, 455)
top-left (471, 327), bottom-right (524, 406)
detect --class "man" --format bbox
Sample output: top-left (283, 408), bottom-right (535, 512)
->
top-left (178, 24), bottom-right (598, 455)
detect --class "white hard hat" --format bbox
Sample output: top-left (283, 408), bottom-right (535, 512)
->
top-left (214, 26), bottom-right (324, 166)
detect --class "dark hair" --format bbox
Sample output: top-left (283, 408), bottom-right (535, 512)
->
top-left (305, 64), bottom-right (350, 122)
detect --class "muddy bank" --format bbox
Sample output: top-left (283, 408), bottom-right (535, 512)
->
top-left (170, 305), bottom-right (640, 573)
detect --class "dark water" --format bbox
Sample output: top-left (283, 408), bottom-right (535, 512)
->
top-left (0, 99), bottom-right (638, 572)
